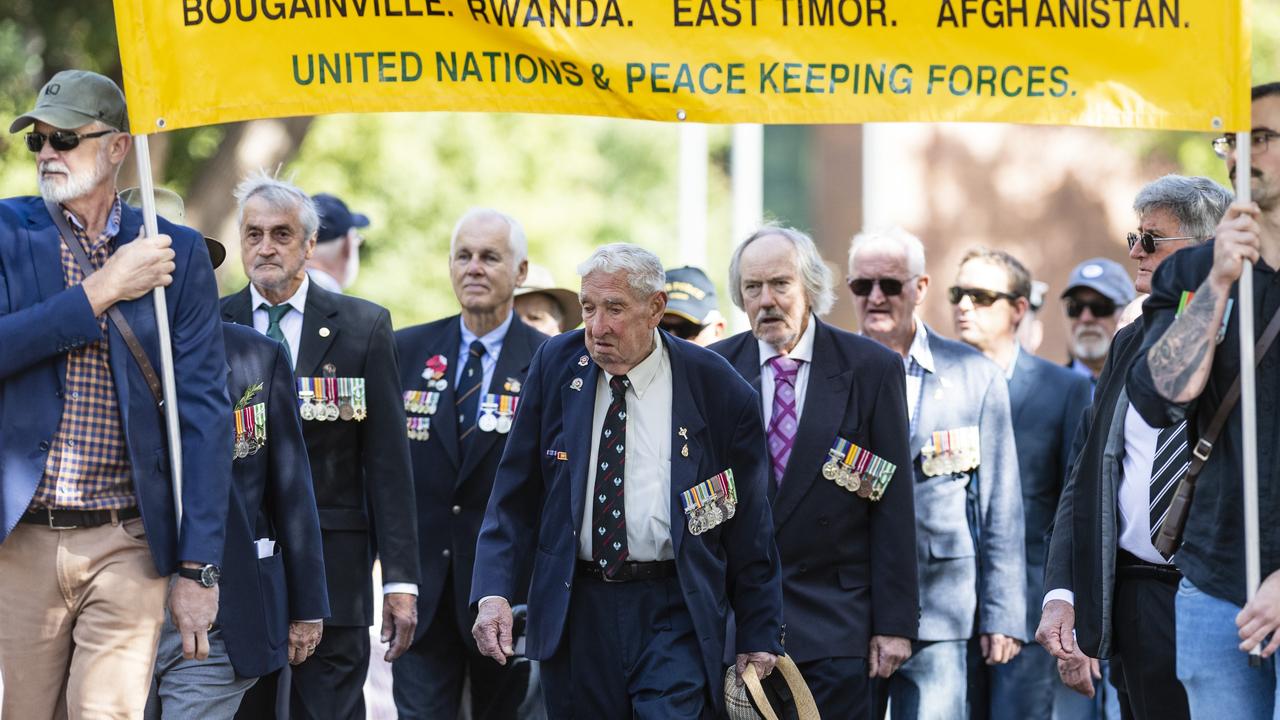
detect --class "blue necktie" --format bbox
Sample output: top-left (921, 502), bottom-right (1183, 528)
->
top-left (456, 340), bottom-right (486, 449)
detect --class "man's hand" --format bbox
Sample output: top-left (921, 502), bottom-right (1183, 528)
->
top-left (1237, 569), bottom-right (1280, 657)
top-left (82, 232), bottom-right (175, 315)
top-left (867, 635), bottom-right (912, 678)
top-left (1036, 599), bottom-right (1077, 661)
top-left (168, 565), bottom-right (219, 661)
top-left (288, 621), bottom-right (323, 666)
top-left (1057, 652), bottom-right (1101, 698)
top-left (980, 633), bottom-right (1022, 665)
top-left (380, 592), bottom-right (417, 662)
top-left (735, 652), bottom-right (779, 685)
top-left (1209, 201), bottom-right (1262, 293)
top-left (472, 597), bottom-right (515, 665)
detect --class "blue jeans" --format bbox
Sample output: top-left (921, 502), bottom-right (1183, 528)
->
top-left (887, 640), bottom-right (967, 720)
top-left (990, 641), bottom-right (1056, 719)
top-left (1176, 578), bottom-right (1280, 719)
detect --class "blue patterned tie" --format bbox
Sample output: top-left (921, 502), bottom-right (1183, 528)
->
top-left (456, 340), bottom-right (486, 449)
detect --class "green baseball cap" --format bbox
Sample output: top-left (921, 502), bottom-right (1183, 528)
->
top-left (9, 69), bottom-right (129, 134)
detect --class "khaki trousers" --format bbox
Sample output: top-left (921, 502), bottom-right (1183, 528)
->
top-left (0, 516), bottom-right (168, 719)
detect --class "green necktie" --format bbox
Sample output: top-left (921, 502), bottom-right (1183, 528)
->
top-left (260, 302), bottom-right (293, 366)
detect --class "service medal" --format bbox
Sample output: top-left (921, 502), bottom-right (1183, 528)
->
top-left (822, 460), bottom-right (840, 481)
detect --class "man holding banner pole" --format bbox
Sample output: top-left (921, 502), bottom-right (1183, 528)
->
top-left (1127, 82), bottom-right (1280, 717)
top-left (0, 69), bottom-right (231, 718)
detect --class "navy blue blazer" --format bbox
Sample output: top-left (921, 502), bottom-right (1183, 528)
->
top-left (219, 323), bottom-right (330, 677)
top-left (710, 319), bottom-right (919, 662)
top-left (1007, 350), bottom-right (1091, 638)
top-left (394, 314), bottom-right (547, 643)
top-left (0, 197), bottom-right (230, 571)
top-left (471, 330), bottom-right (784, 707)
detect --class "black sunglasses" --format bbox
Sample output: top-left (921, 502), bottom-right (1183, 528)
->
top-left (660, 317), bottom-right (705, 340)
top-left (1065, 296), bottom-right (1117, 319)
top-left (25, 128), bottom-right (115, 153)
top-left (848, 277), bottom-right (914, 297)
top-left (1126, 231), bottom-right (1196, 254)
top-left (948, 286), bottom-right (1018, 307)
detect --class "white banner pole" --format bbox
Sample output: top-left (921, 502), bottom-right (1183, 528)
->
top-left (1235, 129), bottom-right (1260, 666)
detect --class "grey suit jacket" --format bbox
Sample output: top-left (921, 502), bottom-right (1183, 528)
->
top-left (910, 326), bottom-right (1026, 641)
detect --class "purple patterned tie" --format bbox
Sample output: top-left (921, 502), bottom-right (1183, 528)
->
top-left (766, 356), bottom-right (801, 484)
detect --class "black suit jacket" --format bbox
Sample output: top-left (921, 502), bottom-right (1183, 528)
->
top-left (710, 319), bottom-right (919, 662)
top-left (1045, 320), bottom-right (1146, 657)
top-left (394, 314), bottom-right (547, 642)
top-left (222, 284), bottom-right (419, 627)
top-left (219, 323), bottom-right (330, 677)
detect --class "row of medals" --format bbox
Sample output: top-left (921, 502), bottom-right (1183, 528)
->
top-left (234, 433), bottom-right (263, 459)
top-left (920, 448), bottom-right (977, 476)
top-left (687, 495), bottom-right (735, 535)
top-left (822, 456), bottom-right (874, 498)
top-left (300, 395), bottom-right (364, 422)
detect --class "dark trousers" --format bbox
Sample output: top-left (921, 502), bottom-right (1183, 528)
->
top-left (392, 574), bottom-right (527, 719)
top-left (796, 656), bottom-right (869, 718)
top-left (1109, 557), bottom-right (1190, 720)
top-left (540, 573), bottom-right (711, 720)
top-left (289, 625), bottom-right (370, 720)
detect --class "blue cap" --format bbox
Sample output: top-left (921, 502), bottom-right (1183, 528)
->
top-left (1061, 258), bottom-right (1135, 306)
top-left (313, 193), bottom-right (369, 243)
top-left (664, 266), bottom-right (720, 325)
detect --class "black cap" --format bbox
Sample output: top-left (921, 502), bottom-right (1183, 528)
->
top-left (313, 193), bottom-right (369, 243)
top-left (663, 266), bottom-right (719, 325)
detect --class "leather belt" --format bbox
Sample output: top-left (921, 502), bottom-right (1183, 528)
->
top-left (21, 506), bottom-right (141, 530)
top-left (1116, 548), bottom-right (1182, 584)
top-left (577, 560), bottom-right (676, 583)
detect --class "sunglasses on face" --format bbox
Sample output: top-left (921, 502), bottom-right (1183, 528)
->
top-left (25, 128), bottom-right (115, 153)
top-left (1126, 231), bottom-right (1196, 254)
top-left (1065, 296), bottom-right (1117, 319)
top-left (847, 276), bottom-right (914, 297)
top-left (660, 317), bottom-right (705, 340)
top-left (948, 286), bottom-right (1018, 307)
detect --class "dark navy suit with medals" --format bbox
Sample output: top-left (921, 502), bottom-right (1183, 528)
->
top-left (222, 283), bottom-right (420, 720)
top-left (392, 313), bottom-right (547, 718)
top-left (712, 317), bottom-right (919, 718)
top-left (471, 330), bottom-right (784, 718)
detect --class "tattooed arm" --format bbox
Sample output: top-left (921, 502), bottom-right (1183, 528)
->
top-left (1147, 278), bottom-right (1232, 403)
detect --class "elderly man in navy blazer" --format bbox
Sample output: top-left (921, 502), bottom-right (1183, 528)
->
top-left (710, 225), bottom-right (918, 718)
top-left (850, 228), bottom-right (1026, 720)
top-left (0, 70), bottom-right (230, 718)
top-left (471, 243), bottom-right (784, 719)
top-left (392, 209), bottom-right (548, 719)
top-left (950, 247), bottom-right (1092, 720)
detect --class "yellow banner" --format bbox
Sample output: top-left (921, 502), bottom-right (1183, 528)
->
top-left (114, 0), bottom-right (1250, 133)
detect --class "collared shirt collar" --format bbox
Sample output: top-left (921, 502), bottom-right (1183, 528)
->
top-left (63, 196), bottom-right (123, 248)
top-left (460, 310), bottom-right (514, 358)
top-left (906, 318), bottom-right (935, 374)
top-left (250, 272), bottom-right (310, 315)
top-left (1005, 343), bottom-right (1022, 381)
top-left (606, 328), bottom-right (665, 400)
top-left (758, 313), bottom-right (817, 368)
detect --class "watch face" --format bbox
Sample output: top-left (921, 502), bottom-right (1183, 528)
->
top-left (201, 565), bottom-right (221, 587)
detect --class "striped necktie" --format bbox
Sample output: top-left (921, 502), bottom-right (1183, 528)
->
top-left (1149, 419), bottom-right (1190, 555)
top-left (456, 340), bottom-right (486, 448)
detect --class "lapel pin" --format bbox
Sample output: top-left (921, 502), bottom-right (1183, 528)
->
top-left (681, 443), bottom-right (689, 457)
top-left (319, 327), bottom-right (331, 338)
top-left (570, 378), bottom-right (584, 391)
top-left (678, 427), bottom-right (688, 439)
top-left (578, 355), bottom-right (589, 367)
top-left (504, 377), bottom-right (522, 393)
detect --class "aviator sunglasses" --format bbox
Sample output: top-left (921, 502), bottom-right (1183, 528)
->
top-left (1126, 231), bottom-right (1196, 254)
top-left (948, 286), bottom-right (1019, 307)
top-left (25, 129), bottom-right (115, 153)
top-left (847, 276), bottom-right (917, 297)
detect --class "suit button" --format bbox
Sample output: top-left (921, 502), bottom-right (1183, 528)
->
top-left (798, 563), bottom-right (808, 574)
top-left (38, 441), bottom-right (50, 452)
top-left (55, 389), bottom-right (63, 399)
top-left (442, 549), bottom-right (451, 558)
top-left (451, 506), bottom-right (461, 515)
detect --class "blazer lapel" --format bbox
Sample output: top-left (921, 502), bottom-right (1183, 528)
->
top-left (912, 353), bottom-right (945, 459)
top-left (771, 321), bottom-right (849, 530)
top-left (565, 355), bottom-right (600, 537)
top-left (1008, 350), bottom-right (1034, 426)
top-left (222, 287), bottom-right (254, 326)
top-left (457, 320), bottom-right (534, 484)
top-left (296, 288), bottom-right (339, 378)
top-left (28, 207), bottom-right (66, 303)
top-left (418, 320), bottom-right (461, 471)
top-left (667, 335), bottom-right (707, 560)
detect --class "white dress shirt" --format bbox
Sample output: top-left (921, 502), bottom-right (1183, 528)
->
top-left (759, 314), bottom-right (817, 427)
top-left (250, 274), bottom-right (310, 372)
top-left (457, 312), bottom-right (513, 423)
top-left (1042, 400), bottom-right (1173, 610)
top-left (249, 274), bottom-right (416, 597)
top-left (577, 330), bottom-right (674, 562)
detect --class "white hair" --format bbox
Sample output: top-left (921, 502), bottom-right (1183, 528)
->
top-left (1133, 175), bottom-right (1233, 243)
top-left (577, 243), bottom-right (666, 298)
top-left (450, 207), bottom-right (528, 265)
top-left (729, 225), bottom-right (836, 316)
top-left (847, 226), bottom-right (927, 277)
top-left (233, 171), bottom-right (319, 240)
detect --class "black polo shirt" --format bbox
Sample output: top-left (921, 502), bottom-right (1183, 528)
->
top-left (1129, 242), bottom-right (1280, 606)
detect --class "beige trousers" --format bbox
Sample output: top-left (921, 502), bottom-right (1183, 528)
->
top-left (0, 516), bottom-right (168, 719)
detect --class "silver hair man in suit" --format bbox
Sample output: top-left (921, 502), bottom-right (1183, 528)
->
top-left (849, 227), bottom-right (1026, 720)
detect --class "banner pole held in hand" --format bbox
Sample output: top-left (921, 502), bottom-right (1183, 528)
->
top-left (133, 133), bottom-right (184, 528)
top-left (1235, 130), bottom-right (1261, 668)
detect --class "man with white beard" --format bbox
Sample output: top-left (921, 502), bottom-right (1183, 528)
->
top-left (1061, 259), bottom-right (1134, 388)
top-left (0, 69), bottom-right (230, 718)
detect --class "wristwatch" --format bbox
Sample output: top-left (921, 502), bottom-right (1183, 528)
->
top-left (177, 563), bottom-right (221, 588)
